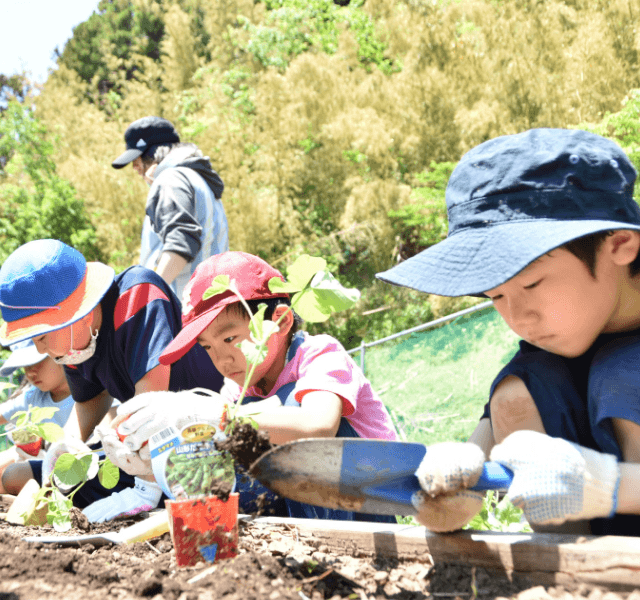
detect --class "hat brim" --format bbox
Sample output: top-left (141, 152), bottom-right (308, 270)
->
top-left (159, 305), bottom-right (226, 366)
top-left (0, 344), bottom-right (47, 377)
top-left (112, 148), bottom-right (143, 169)
top-left (377, 219), bottom-right (640, 297)
top-left (0, 262), bottom-right (116, 345)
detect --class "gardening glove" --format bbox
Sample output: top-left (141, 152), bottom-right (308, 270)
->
top-left (412, 442), bottom-right (486, 532)
top-left (82, 477), bottom-right (163, 523)
top-left (490, 431), bottom-right (619, 526)
top-left (94, 424), bottom-right (153, 477)
top-left (42, 438), bottom-right (99, 493)
top-left (116, 388), bottom-right (229, 452)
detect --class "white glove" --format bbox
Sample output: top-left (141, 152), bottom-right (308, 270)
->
top-left (412, 442), bottom-right (486, 532)
top-left (42, 438), bottom-right (99, 492)
top-left (490, 431), bottom-right (619, 526)
top-left (94, 424), bottom-right (152, 477)
top-left (82, 477), bottom-right (163, 523)
top-left (116, 388), bottom-right (229, 452)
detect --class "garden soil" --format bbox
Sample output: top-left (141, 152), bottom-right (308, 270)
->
top-left (1, 492), bottom-right (638, 600)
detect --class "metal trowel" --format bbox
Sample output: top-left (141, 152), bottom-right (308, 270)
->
top-left (249, 438), bottom-right (513, 517)
top-left (21, 509), bottom-right (171, 546)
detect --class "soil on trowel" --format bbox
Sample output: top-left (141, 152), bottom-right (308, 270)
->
top-left (215, 420), bottom-right (273, 470)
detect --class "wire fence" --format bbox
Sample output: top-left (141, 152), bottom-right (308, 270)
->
top-left (347, 301), bottom-right (521, 445)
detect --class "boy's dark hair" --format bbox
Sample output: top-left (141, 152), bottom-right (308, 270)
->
top-left (225, 297), bottom-right (302, 342)
top-left (562, 231), bottom-right (640, 277)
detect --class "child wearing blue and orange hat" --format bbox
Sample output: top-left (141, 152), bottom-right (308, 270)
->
top-left (0, 239), bottom-right (223, 521)
top-left (377, 128), bottom-right (640, 535)
top-left (113, 251), bottom-right (398, 522)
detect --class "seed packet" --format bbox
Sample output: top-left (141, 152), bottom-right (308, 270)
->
top-left (149, 422), bottom-right (235, 500)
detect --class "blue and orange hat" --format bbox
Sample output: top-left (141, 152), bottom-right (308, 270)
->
top-left (0, 240), bottom-right (115, 345)
top-left (377, 128), bottom-right (640, 297)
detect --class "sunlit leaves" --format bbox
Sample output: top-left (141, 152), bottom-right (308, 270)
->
top-left (98, 458), bottom-right (120, 490)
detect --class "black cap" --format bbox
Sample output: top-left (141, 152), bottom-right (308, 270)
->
top-left (112, 116), bottom-right (180, 169)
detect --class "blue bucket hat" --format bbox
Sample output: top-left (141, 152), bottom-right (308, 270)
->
top-left (0, 239), bottom-right (115, 345)
top-left (377, 128), bottom-right (640, 297)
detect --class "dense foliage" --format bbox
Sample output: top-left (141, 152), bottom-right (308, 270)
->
top-left (3, 0), bottom-right (640, 347)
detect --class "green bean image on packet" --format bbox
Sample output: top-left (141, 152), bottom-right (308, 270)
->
top-left (149, 422), bottom-right (235, 500)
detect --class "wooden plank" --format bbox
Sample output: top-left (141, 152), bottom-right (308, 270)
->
top-left (251, 517), bottom-right (640, 589)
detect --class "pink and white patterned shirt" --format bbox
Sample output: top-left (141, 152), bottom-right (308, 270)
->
top-left (221, 332), bottom-right (398, 441)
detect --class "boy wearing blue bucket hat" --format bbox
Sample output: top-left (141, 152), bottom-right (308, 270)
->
top-left (377, 128), bottom-right (640, 535)
top-left (0, 239), bottom-right (223, 521)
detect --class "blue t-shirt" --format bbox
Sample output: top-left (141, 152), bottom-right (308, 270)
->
top-left (65, 266), bottom-right (223, 403)
top-left (1, 386), bottom-right (74, 428)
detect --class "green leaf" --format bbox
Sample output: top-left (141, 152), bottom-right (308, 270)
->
top-left (269, 255), bottom-right (327, 293)
top-left (247, 303), bottom-right (268, 341)
top-left (47, 488), bottom-right (73, 532)
top-left (237, 339), bottom-right (268, 366)
top-left (0, 381), bottom-right (16, 391)
top-left (29, 406), bottom-right (59, 423)
top-left (37, 422), bottom-right (65, 443)
top-left (14, 412), bottom-right (28, 428)
top-left (202, 275), bottom-right (231, 300)
top-left (53, 453), bottom-right (90, 486)
top-left (292, 270), bottom-right (360, 323)
top-left (248, 303), bottom-right (280, 346)
top-left (98, 459), bottom-right (120, 489)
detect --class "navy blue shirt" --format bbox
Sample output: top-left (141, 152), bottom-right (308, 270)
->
top-left (486, 332), bottom-right (640, 535)
top-left (66, 266), bottom-right (222, 402)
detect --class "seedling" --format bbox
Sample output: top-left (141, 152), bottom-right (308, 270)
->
top-left (4, 405), bottom-right (65, 456)
top-left (465, 490), bottom-right (532, 533)
top-left (202, 254), bottom-right (360, 419)
top-left (0, 397), bottom-right (119, 531)
top-left (193, 255), bottom-right (360, 491)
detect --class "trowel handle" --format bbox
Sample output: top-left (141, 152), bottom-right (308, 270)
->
top-left (470, 462), bottom-right (513, 491)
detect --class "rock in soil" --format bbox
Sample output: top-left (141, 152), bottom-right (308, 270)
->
top-left (0, 513), bottom-right (635, 600)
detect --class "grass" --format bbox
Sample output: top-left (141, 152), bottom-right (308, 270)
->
top-left (360, 306), bottom-right (521, 445)
top-left (353, 307), bottom-right (532, 531)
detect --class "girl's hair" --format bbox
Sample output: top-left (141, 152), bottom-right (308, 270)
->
top-left (224, 298), bottom-right (302, 342)
top-left (563, 231), bottom-right (640, 277)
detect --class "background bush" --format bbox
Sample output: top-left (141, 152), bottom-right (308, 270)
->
top-left (4, 0), bottom-right (640, 348)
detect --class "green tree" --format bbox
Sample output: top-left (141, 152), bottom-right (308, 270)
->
top-left (0, 102), bottom-right (103, 263)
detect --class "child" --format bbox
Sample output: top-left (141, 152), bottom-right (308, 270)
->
top-left (0, 239), bottom-right (223, 520)
top-left (0, 340), bottom-right (74, 492)
top-left (116, 251), bottom-right (399, 521)
top-left (376, 128), bottom-right (640, 535)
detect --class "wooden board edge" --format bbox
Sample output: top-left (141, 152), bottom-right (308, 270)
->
top-left (249, 517), bottom-right (640, 588)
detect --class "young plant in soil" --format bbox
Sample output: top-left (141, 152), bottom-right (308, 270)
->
top-left (203, 255), bottom-right (360, 485)
top-left (0, 392), bottom-right (119, 531)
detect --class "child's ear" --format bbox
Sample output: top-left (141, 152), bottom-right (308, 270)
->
top-left (271, 305), bottom-right (294, 337)
top-left (607, 230), bottom-right (640, 266)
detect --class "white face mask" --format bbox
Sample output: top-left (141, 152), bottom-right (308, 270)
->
top-left (53, 325), bottom-right (99, 366)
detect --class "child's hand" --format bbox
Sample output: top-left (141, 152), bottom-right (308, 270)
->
top-left (490, 431), bottom-right (619, 525)
top-left (82, 477), bottom-right (163, 523)
top-left (412, 442), bottom-right (486, 532)
top-left (116, 389), bottom-right (228, 451)
top-left (95, 424), bottom-right (152, 477)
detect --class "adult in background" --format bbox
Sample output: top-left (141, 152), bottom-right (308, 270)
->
top-left (112, 116), bottom-right (229, 298)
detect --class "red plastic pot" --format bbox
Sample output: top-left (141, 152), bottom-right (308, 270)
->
top-left (166, 492), bottom-right (239, 568)
top-left (12, 435), bottom-right (43, 457)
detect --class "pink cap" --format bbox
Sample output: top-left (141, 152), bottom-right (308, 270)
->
top-left (159, 252), bottom-right (289, 365)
